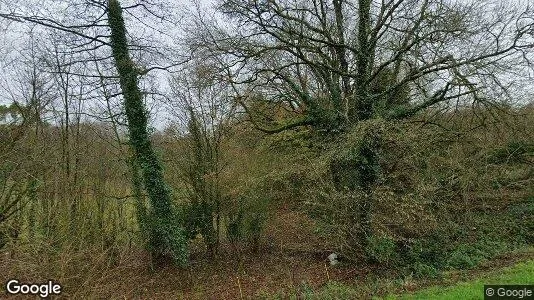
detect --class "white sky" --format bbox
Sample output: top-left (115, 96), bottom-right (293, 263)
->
top-left (1, 0), bottom-right (533, 129)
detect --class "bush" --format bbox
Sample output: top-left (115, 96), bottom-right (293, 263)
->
top-left (445, 244), bottom-right (487, 269)
top-left (366, 235), bottom-right (398, 266)
top-left (487, 141), bottom-right (534, 164)
top-left (225, 191), bottom-right (270, 253)
top-left (303, 112), bottom-right (533, 274)
top-left (411, 262), bottom-right (440, 279)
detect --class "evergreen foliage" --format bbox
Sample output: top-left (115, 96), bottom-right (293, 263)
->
top-left (107, 0), bottom-right (188, 265)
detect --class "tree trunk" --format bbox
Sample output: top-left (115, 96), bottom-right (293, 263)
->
top-left (106, 0), bottom-right (187, 265)
top-left (352, 0), bottom-right (373, 122)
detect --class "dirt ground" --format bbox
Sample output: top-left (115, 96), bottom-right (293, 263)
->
top-left (1, 208), bottom-right (532, 299)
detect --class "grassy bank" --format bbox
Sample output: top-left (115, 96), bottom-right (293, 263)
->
top-left (263, 248), bottom-right (534, 299)
top-left (391, 258), bottom-right (534, 300)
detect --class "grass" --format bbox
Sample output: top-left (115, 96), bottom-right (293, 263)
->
top-left (1, 108), bottom-right (532, 299)
top-left (278, 249), bottom-right (533, 300)
top-left (389, 259), bottom-right (534, 300)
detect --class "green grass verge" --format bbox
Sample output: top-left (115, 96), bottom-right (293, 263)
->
top-left (386, 259), bottom-right (534, 300)
top-left (269, 258), bottom-right (534, 299)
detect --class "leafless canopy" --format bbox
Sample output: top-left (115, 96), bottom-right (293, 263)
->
top-left (186, 0), bottom-right (534, 132)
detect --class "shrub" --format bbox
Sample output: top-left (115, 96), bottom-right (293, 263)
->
top-left (225, 191), bottom-right (270, 253)
top-left (303, 111), bottom-right (533, 273)
top-left (487, 141), bottom-right (534, 164)
top-left (365, 235), bottom-right (398, 266)
top-left (411, 262), bottom-right (440, 279)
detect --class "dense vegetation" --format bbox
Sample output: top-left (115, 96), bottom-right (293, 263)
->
top-left (0, 0), bottom-right (533, 298)
top-left (0, 102), bottom-right (532, 297)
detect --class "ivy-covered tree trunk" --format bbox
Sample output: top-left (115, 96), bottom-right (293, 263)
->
top-left (106, 0), bottom-right (187, 265)
top-left (330, 120), bottom-right (383, 259)
top-left (185, 108), bottom-right (220, 258)
top-left (352, 0), bottom-right (373, 122)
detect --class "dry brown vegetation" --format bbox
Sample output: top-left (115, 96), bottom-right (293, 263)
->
top-left (0, 105), bottom-right (532, 298)
top-left (1, 0), bottom-right (534, 298)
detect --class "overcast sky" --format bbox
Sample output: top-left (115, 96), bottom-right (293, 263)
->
top-left (1, 0), bottom-right (533, 129)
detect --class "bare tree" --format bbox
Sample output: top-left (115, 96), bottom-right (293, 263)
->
top-left (189, 0), bottom-right (534, 132)
top-left (184, 0), bottom-right (534, 256)
top-left (168, 57), bottom-right (236, 257)
top-left (0, 0), bottom-right (190, 264)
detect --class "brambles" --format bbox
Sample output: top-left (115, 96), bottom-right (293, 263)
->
top-left (487, 141), bottom-right (534, 164)
top-left (0, 0), bottom-right (532, 296)
top-left (300, 108), bottom-right (533, 273)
